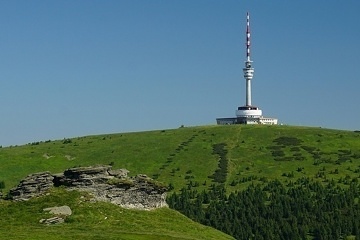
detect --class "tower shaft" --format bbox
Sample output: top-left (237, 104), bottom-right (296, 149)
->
top-left (246, 79), bottom-right (251, 106)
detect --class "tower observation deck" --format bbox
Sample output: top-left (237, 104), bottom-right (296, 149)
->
top-left (216, 12), bottom-right (278, 125)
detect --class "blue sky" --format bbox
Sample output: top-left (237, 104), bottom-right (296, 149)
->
top-left (0, 1), bottom-right (359, 146)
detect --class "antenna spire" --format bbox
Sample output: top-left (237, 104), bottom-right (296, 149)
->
top-left (246, 12), bottom-right (251, 61)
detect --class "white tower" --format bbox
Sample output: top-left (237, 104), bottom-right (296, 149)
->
top-left (243, 12), bottom-right (254, 106)
top-left (216, 12), bottom-right (278, 125)
top-left (236, 12), bottom-right (262, 121)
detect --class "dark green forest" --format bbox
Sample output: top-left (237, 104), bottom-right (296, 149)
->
top-left (167, 178), bottom-right (360, 240)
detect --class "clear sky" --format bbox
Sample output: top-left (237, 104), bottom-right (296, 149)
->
top-left (0, 1), bottom-right (359, 146)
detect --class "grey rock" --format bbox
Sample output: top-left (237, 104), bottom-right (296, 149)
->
top-left (43, 206), bottom-right (72, 216)
top-left (64, 165), bottom-right (111, 177)
top-left (108, 168), bottom-right (129, 178)
top-left (39, 216), bottom-right (64, 225)
top-left (10, 172), bottom-right (54, 201)
top-left (53, 165), bottom-right (113, 187)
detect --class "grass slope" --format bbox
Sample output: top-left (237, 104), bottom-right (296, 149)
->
top-left (0, 188), bottom-right (232, 240)
top-left (1, 125), bottom-right (359, 193)
top-left (1, 124), bottom-right (359, 239)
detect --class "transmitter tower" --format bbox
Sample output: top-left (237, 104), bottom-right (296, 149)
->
top-left (216, 12), bottom-right (278, 125)
top-left (244, 12), bottom-right (254, 106)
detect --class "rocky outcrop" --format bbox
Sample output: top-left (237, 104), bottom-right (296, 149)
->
top-left (10, 172), bottom-right (54, 201)
top-left (10, 165), bottom-right (168, 210)
top-left (85, 173), bottom-right (168, 210)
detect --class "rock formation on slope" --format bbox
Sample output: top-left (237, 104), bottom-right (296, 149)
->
top-left (10, 165), bottom-right (168, 210)
top-left (9, 171), bottom-right (54, 200)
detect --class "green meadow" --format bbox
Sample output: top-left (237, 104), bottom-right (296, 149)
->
top-left (1, 124), bottom-right (360, 239)
top-left (1, 125), bottom-right (359, 193)
top-left (0, 188), bottom-right (232, 240)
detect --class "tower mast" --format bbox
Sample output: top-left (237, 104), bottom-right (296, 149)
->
top-left (243, 12), bottom-right (254, 106)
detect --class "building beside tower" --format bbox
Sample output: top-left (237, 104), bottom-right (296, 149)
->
top-left (216, 12), bottom-right (278, 125)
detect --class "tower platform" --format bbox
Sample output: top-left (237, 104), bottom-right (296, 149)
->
top-left (216, 116), bottom-right (278, 125)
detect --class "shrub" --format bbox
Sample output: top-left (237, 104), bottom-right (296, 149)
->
top-left (273, 136), bottom-right (303, 146)
top-left (301, 145), bottom-right (316, 153)
top-left (209, 143), bottom-right (228, 183)
top-left (290, 146), bottom-right (300, 152)
top-left (272, 150), bottom-right (285, 157)
top-left (63, 138), bottom-right (72, 144)
top-left (168, 183), bottom-right (174, 191)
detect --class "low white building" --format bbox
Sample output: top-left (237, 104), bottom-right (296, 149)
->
top-left (216, 116), bottom-right (278, 125)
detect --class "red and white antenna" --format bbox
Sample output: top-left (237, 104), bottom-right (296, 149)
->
top-left (246, 12), bottom-right (251, 61)
top-left (243, 12), bottom-right (254, 106)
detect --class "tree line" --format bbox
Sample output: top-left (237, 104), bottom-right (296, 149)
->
top-left (167, 177), bottom-right (360, 240)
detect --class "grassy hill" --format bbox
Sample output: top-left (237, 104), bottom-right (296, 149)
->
top-left (1, 124), bottom-right (360, 239)
top-left (1, 125), bottom-right (359, 193)
top-left (0, 187), bottom-right (232, 240)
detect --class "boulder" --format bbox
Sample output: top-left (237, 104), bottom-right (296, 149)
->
top-left (108, 168), bottom-right (129, 178)
top-left (43, 206), bottom-right (72, 216)
top-left (40, 205), bottom-right (72, 225)
top-left (39, 216), bottom-right (64, 225)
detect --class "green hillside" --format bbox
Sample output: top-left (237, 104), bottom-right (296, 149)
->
top-left (1, 125), bottom-right (359, 193)
top-left (1, 124), bottom-right (360, 239)
top-left (0, 188), bottom-right (232, 240)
